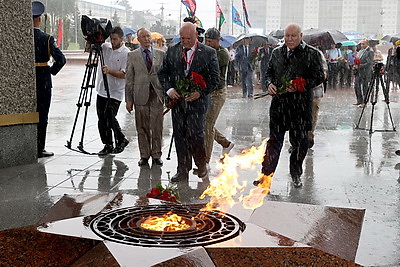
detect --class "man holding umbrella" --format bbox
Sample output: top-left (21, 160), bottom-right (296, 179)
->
top-left (254, 23), bottom-right (324, 188)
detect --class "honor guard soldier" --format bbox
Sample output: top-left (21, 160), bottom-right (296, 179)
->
top-left (32, 1), bottom-right (66, 158)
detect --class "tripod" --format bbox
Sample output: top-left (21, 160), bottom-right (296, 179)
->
top-left (66, 43), bottom-right (114, 154)
top-left (355, 63), bottom-right (396, 134)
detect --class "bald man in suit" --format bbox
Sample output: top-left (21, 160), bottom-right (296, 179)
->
top-left (158, 22), bottom-right (220, 182)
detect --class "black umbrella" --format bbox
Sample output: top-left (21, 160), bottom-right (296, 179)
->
top-left (233, 33), bottom-right (279, 48)
top-left (382, 33), bottom-right (400, 43)
top-left (269, 29), bottom-right (284, 39)
top-left (302, 28), bottom-right (348, 47)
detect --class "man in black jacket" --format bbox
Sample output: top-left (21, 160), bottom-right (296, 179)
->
top-left (158, 22), bottom-right (220, 182)
top-left (254, 23), bottom-right (324, 188)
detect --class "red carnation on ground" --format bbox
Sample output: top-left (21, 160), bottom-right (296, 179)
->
top-left (145, 184), bottom-right (180, 203)
top-left (291, 77), bottom-right (306, 92)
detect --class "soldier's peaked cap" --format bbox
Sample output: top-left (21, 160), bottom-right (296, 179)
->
top-left (32, 1), bottom-right (45, 18)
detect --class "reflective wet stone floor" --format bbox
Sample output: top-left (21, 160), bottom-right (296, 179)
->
top-left (1, 62), bottom-right (400, 266)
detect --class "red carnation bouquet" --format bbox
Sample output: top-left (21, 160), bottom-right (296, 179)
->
top-left (251, 48), bottom-right (259, 65)
top-left (278, 76), bottom-right (306, 94)
top-left (163, 72), bottom-right (206, 115)
top-left (354, 58), bottom-right (361, 65)
top-left (146, 183), bottom-right (180, 203)
top-left (254, 76), bottom-right (306, 99)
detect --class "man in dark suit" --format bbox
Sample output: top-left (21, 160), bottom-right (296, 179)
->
top-left (253, 23), bottom-right (324, 188)
top-left (258, 43), bottom-right (272, 92)
top-left (354, 39), bottom-right (374, 107)
top-left (125, 28), bottom-right (165, 167)
top-left (235, 37), bottom-right (255, 97)
top-left (158, 22), bottom-right (220, 182)
top-left (32, 1), bottom-right (66, 158)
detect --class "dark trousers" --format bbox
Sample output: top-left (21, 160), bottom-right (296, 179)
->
top-left (355, 71), bottom-right (371, 103)
top-left (96, 95), bottom-right (124, 146)
top-left (172, 101), bottom-right (207, 175)
top-left (227, 61), bottom-right (235, 85)
top-left (240, 68), bottom-right (253, 97)
top-left (261, 129), bottom-right (309, 177)
top-left (328, 63), bottom-right (338, 89)
top-left (36, 86), bottom-right (52, 151)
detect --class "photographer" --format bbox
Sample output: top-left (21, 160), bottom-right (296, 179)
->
top-left (96, 26), bottom-right (130, 155)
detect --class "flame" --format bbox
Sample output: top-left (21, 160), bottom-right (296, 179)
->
top-left (140, 212), bottom-right (191, 231)
top-left (200, 139), bottom-right (272, 211)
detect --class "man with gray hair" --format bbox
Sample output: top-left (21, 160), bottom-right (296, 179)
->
top-left (254, 23), bottom-right (324, 188)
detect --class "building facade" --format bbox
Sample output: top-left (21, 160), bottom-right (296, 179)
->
top-left (220, 0), bottom-right (400, 36)
top-left (78, 0), bottom-right (127, 26)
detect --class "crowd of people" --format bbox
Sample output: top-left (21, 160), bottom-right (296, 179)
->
top-left (33, 0), bottom-right (400, 189)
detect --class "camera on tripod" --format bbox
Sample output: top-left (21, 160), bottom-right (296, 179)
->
top-left (81, 15), bottom-right (112, 46)
top-left (66, 15), bottom-right (114, 154)
top-left (373, 62), bottom-right (384, 74)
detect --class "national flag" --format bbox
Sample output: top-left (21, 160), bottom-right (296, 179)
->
top-left (216, 1), bottom-right (225, 31)
top-left (181, 0), bottom-right (196, 16)
top-left (232, 5), bottom-right (244, 28)
top-left (57, 19), bottom-right (63, 47)
top-left (241, 0), bottom-right (251, 27)
top-left (186, 9), bottom-right (203, 29)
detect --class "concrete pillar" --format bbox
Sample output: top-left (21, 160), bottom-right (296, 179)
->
top-left (0, 0), bottom-right (38, 168)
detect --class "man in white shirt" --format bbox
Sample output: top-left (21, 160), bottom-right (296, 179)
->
top-left (96, 26), bottom-right (130, 155)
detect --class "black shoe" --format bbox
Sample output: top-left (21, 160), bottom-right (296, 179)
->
top-left (253, 180), bottom-right (261, 186)
top-left (138, 158), bottom-right (149, 166)
top-left (171, 172), bottom-right (188, 182)
top-left (197, 167), bottom-right (209, 180)
top-left (152, 158), bottom-right (163, 166)
top-left (308, 139), bottom-right (314, 149)
top-left (38, 150), bottom-right (54, 158)
top-left (98, 145), bottom-right (114, 156)
top-left (292, 175), bottom-right (303, 188)
top-left (113, 138), bottom-right (129, 154)
top-left (396, 150), bottom-right (400, 156)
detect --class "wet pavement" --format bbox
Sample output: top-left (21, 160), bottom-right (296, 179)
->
top-left (1, 60), bottom-right (400, 266)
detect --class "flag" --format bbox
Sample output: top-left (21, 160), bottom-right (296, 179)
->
top-left (186, 9), bottom-right (203, 29)
top-left (181, 0), bottom-right (196, 16)
top-left (241, 0), bottom-right (251, 27)
top-left (57, 19), bottom-right (63, 47)
top-left (216, 1), bottom-right (225, 31)
top-left (232, 5), bottom-right (244, 28)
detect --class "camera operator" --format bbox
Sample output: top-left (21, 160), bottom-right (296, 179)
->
top-left (96, 26), bottom-right (130, 155)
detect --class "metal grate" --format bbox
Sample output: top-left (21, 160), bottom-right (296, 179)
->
top-left (90, 204), bottom-right (246, 247)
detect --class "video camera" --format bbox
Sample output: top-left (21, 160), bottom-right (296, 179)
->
top-left (81, 15), bottom-right (112, 45)
top-left (373, 62), bottom-right (384, 73)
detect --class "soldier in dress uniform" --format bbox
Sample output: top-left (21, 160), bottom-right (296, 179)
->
top-left (32, 1), bottom-right (66, 158)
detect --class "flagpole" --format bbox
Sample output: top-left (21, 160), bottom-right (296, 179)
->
top-left (179, 2), bottom-right (182, 29)
top-left (231, 0), bottom-right (233, 35)
top-left (215, 0), bottom-right (217, 29)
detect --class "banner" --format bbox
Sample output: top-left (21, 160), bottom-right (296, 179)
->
top-left (216, 1), bottom-right (225, 31)
top-left (232, 5), bottom-right (244, 28)
top-left (57, 19), bottom-right (63, 47)
top-left (241, 0), bottom-right (251, 27)
top-left (181, 0), bottom-right (196, 16)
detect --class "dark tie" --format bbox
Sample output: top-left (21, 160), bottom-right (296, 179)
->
top-left (183, 47), bottom-right (190, 55)
top-left (144, 49), bottom-right (152, 72)
top-left (245, 46), bottom-right (248, 57)
top-left (288, 49), bottom-right (294, 58)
